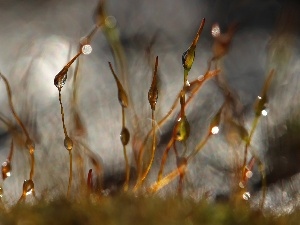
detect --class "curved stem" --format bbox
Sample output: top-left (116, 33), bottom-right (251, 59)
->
top-left (0, 73), bottom-right (30, 139)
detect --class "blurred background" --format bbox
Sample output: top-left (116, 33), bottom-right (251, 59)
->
top-left (0, 0), bottom-right (299, 213)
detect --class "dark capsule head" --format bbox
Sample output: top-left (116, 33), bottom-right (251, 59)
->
top-left (148, 87), bottom-right (158, 110)
top-left (120, 127), bottom-right (130, 146)
top-left (1, 160), bottom-right (11, 180)
top-left (23, 179), bottom-right (34, 195)
top-left (64, 136), bottom-right (73, 151)
top-left (182, 49), bottom-right (195, 71)
top-left (118, 89), bottom-right (129, 108)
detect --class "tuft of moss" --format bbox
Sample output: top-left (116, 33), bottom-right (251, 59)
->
top-left (0, 195), bottom-right (299, 225)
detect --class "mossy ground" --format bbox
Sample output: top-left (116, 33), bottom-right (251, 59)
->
top-left (0, 194), bottom-right (299, 225)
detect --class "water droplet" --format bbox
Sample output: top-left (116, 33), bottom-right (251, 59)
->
top-left (175, 116), bottom-right (190, 142)
top-left (242, 192), bottom-right (251, 200)
top-left (82, 44), bottom-right (93, 55)
top-left (25, 138), bottom-right (35, 154)
top-left (1, 161), bottom-right (11, 180)
top-left (120, 127), bottom-right (130, 146)
top-left (0, 187), bottom-right (3, 198)
top-left (261, 109), bottom-right (268, 116)
top-left (245, 170), bottom-right (253, 178)
top-left (239, 181), bottom-right (245, 189)
top-left (23, 179), bottom-right (34, 195)
top-left (54, 67), bottom-right (68, 89)
top-left (211, 23), bottom-right (221, 37)
top-left (105, 16), bottom-right (117, 28)
top-left (64, 136), bottom-right (73, 151)
top-left (185, 80), bottom-right (190, 86)
top-left (211, 126), bottom-right (219, 135)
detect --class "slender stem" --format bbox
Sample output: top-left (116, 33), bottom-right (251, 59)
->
top-left (148, 163), bottom-right (185, 194)
top-left (136, 70), bottom-right (219, 178)
top-left (123, 145), bottom-right (130, 191)
top-left (29, 153), bottom-right (35, 180)
top-left (0, 73), bottom-right (30, 139)
top-left (67, 150), bottom-right (73, 197)
top-left (157, 138), bottom-right (176, 182)
top-left (138, 110), bottom-right (156, 187)
top-left (58, 88), bottom-right (68, 137)
top-left (242, 116), bottom-right (259, 169)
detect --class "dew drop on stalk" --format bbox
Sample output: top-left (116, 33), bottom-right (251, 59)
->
top-left (120, 127), bottom-right (130, 146)
top-left (82, 44), bottom-right (93, 55)
top-left (239, 181), bottom-right (245, 189)
top-left (242, 192), bottom-right (251, 200)
top-left (175, 116), bottom-right (190, 142)
top-left (23, 179), bottom-right (34, 196)
top-left (261, 109), bottom-right (268, 116)
top-left (64, 136), bottom-right (73, 151)
top-left (246, 170), bottom-right (253, 178)
top-left (25, 138), bottom-right (35, 154)
top-left (54, 69), bottom-right (68, 89)
top-left (0, 187), bottom-right (3, 198)
top-left (211, 126), bottom-right (219, 135)
top-left (1, 161), bottom-right (11, 180)
top-left (211, 23), bottom-right (221, 38)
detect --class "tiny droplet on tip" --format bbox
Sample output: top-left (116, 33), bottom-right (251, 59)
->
top-left (245, 170), bottom-right (253, 179)
top-left (211, 126), bottom-right (219, 134)
top-left (242, 192), bottom-right (251, 200)
top-left (211, 23), bottom-right (221, 38)
top-left (82, 44), bottom-right (93, 55)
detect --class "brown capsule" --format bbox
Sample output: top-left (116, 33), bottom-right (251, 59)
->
top-left (64, 136), bottom-right (73, 151)
top-left (148, 88), bottom-right (158, 111)
top-left (148, 56), bottom-right (159, 110)
top-left (182, 18), bottom-right (205, 71)
top-left (108, 62), bottom-right (129, 108)
top-left (1, 160), bottom-right (11, 180)
top-left (120, 127), bottom-right (130, 146)
top-left (23, 179), bottom-right (34, 195)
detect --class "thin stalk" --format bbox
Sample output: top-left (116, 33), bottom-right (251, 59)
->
top-left (67, 150), bottom-right (73, 198)
top-left (141, 110), bottom-right (156, 182)
top-left (0, 73), bottom-right (30, 139)
top-left (58, 88), bottom-right (68, 137)
top-left (122, 107), bottom-right (130, 191)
